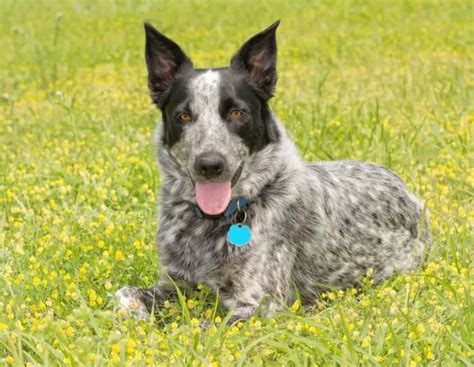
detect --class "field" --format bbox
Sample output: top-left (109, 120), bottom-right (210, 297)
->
top-left (0, 0), bottom-right (473, 365)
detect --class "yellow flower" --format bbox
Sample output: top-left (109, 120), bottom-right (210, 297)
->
top-left (290, 299), bottom-right (301, 312)
top-left (362, 336), bottom-right (371, 348)
top-left (88, 289), bottom-right (97, 306)
top-left (105, 223), bottom-right (115, 235)
top-left (115, 250), bottom-right (125, 261)
top-left (426, 350), bottom-right (434, 360)
top-left (187, 299), bottom-right (196, 309)
top-left (65, 326), bottom-right (74, 337)
top-left (126, 338), bottom-right (136, 354)
top-left (111, 343), bottom-right (121, 362)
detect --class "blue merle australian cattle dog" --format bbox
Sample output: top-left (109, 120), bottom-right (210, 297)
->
top-left (115, 21), bottom-right (431, 324)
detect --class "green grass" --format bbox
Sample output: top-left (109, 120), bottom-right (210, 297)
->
top-left (1, 0), bottom-right (473, 365)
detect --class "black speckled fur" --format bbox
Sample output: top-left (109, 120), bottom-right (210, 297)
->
top-left (115, 22), bottom-right (431, 323)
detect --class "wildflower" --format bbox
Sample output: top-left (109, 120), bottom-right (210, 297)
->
top-left (126, 338), bottom-right (136, 354)
top-left (65, 326), bottom-right (74, 337)
top-left (115, 250), bottom-right (125, 261)
top-left (88, 289), bottom-right (98, 306)
top-left (416, 323), bottom-right (426, 334)
top-left (362, 336), bottom-right (371, 348)
top-left (190, 318), bottom-right (200, 328)
top-left (111, 343), bottom-right (121, 362)
top-left (290, 299), bottom-right (301, 312)
top-left (187, 299), bottom-right (196, 309)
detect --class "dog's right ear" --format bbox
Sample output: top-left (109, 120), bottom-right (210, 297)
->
top-left (144, 23), bottom-right (193, 107)
top-left (230, 21), bottom-right (280, 100)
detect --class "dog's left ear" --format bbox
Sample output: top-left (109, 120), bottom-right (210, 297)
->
top-left (144, 22), bottom-right (193, 107)
top-left (230, 20), bottom-right (280, 100)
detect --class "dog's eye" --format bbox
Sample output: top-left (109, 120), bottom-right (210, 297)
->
top-left (178, 112), bottom-right (192, 123)
top-left (230, 110), bottom-right (243, 118)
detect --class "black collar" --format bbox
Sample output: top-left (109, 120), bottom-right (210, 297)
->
top-left (188, 196), bottom-right (248, 220)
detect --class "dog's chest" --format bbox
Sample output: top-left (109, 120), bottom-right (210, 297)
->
top-left (156, 202), bottom-right (251, 284)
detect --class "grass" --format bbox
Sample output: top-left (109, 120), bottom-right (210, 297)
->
top-left (0, 0), bottom-right (473, 365)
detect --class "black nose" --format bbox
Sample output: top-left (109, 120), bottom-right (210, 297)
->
top-left (195, 153), bottom-right (226, 179)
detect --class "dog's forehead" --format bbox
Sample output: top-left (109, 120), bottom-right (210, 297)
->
top-left (189, 69), bottom-right (222, 113)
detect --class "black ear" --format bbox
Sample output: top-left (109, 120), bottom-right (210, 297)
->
top-left (144, 23), bottom-right (193, 107)
top-left (230, 20), bottom-right (280, 100)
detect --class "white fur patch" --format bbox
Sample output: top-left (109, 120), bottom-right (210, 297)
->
top-left (114, 286), bottom-right (150, 321)
top-left (189, 70), bottom-right (226, 154)
top-left (190, 69), bottom-right (221, 116)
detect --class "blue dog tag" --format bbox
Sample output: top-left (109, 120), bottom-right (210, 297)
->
top-left (227, 224), bottom-right (252, 247)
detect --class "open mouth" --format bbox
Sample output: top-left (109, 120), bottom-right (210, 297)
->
top-left (194, 161), bottom-right (244, 216)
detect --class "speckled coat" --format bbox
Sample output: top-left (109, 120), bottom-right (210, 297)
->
top-left (115, 22), bottom-right (431, 323)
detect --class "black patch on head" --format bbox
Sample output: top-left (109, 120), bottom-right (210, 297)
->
top-left (160, 75), bottom-right (194, 147)
top-left (218, 69), bottom-right (279, 153)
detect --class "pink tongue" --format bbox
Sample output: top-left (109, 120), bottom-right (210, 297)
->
top-left (195, 181), bottom-right (232, 215)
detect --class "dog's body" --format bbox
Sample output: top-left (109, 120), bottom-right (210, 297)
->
top-left (116, 22), bottom-right (430, 323)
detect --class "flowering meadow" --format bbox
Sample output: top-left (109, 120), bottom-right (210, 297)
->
top-left (1, 0), bottom-right (472, 366)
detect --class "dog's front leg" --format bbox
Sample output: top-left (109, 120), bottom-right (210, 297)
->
top-left (227, 303), bottom-right (258, 325)
top-left (223, 289), bottom-right (286, 326)
top-left (114, 280), bottom-right (177, 321)
top-left (222, 248), bottom-right (294, 325)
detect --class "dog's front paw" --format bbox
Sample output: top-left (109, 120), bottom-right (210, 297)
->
top-left (114, 286), bottom-right (150, 321)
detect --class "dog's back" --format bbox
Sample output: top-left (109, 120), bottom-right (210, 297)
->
top-left (290, 160), bottom-right (431, 301)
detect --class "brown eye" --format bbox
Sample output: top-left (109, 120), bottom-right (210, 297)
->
top-left (230, 110), bottom-right (242, 118)
top-left (178, 112), bottom-right (192, 123)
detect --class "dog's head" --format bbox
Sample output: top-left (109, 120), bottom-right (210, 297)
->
top-left (145, 21), bottom-right (281, 215)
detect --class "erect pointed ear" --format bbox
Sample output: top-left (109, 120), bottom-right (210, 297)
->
top-left (144, 22), bottom-right (193, 107)
top-left (230, 20), bottom-right (280, 100)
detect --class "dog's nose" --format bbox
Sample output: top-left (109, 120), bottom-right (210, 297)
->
top-left (195, 153), bottom-right (226, 179)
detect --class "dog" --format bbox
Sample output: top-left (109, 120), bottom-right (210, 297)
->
top-left (115, 21), bottom-right (431, 323)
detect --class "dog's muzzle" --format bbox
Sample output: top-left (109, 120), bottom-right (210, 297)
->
top-left (194, 152), bottom-right (227, 180)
